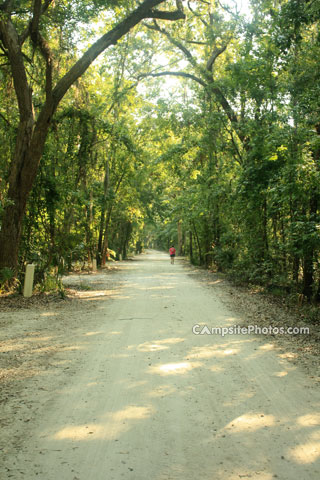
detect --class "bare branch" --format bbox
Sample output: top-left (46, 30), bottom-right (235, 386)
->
top-left (206, 44), bottom-right (227, 72)
top-left (217, 0), bottom-right (240, 18)
top-left (187, 1), bottom-right (209, 27)
top-left (144, 20), bottom-right (197, 67)
top-left (185, 40), bottom-right (206, 45)
top-left (0, 111), bottom-right (11, 127)
top-left (138, 70), bottom-right (207, 88)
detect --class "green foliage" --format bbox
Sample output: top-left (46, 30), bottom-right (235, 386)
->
top-left (0, 267), bottom-right (15, 290)
top-left (36, 273), bottom-right (66, 298)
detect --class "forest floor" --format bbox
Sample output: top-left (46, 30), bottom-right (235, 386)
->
top-left (0, 250), bottom-right (319, 480)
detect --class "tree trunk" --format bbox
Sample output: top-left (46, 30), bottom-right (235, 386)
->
top-left (177, 220), bottom-right (183, 256)
top-left (0, 106), bottom-right (53, 270)
top-left (302, 254), bottom-right (313, 299)
top-left (192, 221), bottom-right (203, 265)
top-left (189, 230), bottom-right (193, 264)
top-left (302, 193), bottom-right (317, 299)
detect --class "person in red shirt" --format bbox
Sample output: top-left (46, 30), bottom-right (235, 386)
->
top-left (169, 245), bottom-right (176, 264)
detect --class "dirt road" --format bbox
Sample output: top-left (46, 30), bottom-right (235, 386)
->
top-left (1, 250), bottom-right (319, 479)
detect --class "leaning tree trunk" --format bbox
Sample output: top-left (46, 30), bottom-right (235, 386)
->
top-left (0, 105), bottom-right (53, 271)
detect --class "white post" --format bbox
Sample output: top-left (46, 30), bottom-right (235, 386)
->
top-left (23, 264), bottom-right (35, 298)
top-left (119, 254), bottom-right (122, 262)
top-left (92, 259), bottom-right (97, 271)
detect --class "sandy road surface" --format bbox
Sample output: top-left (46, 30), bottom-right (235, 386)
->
top-left (1, 250), bottom-right (320, 480)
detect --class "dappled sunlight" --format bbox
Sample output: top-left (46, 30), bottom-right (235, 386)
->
top-left (53, 404), bottom-right (154, 441)
top-left (187, 344), bottom-right (240, 359)
top-left (2, 251), bottom-right (319, 480)
top-left (224, 316), bottom-right (240, 324)
top-left (297, 414), bottom-right (320, 427)
top-left (111, 405), bottom-right (154, 422)
top-left (157, 337), bottom-right (185, 345)
top-left (84, 331), bottom-right (104, 336)
top-left (60, 345), bottom-right (84, 351)
top-left (208, 364), bottom-right (225, 373)
top-left (148, 384), bottom-right (177, 398)
top-left (207, 279), bottom-right (224, 285)
top-left (137, 337), bottom-right (185, 352)
top-left (224, 348), bottom-right (238, 355)
top-left (75, 291), bottom-right (109, 300)
top-left (126, 380), bottom-right (148, 390)
top-left (24, 336), bottom-right (53, 342)
top-left (139, 343), bottom-right (169, 352)
top-left (82, 291), bottom-right (108, 297)
top-left (139, 285), bottom-right (176, 290)
top-left (278, 352), bottom-right (299, 360)
top-left (272, 371), bottom-right (288, 377)
top-left (0, 367), bottom-right (39, 381)
top-left (223, 390), bottom-right (256, 407)
top-left (32, 345), bottom-right (67, 354)
top-left (108, 294), bottom-right (133, 300)
top-left (224, 413), bottom-right (276, 433)
top-left (53, 423), bottom-right (106, 441)
top-left (69, 286), bottom-right (134, 302)
top-left (0, 325), bottom-right (91, 385)
top-left (0, 341), bottom-right (27, 352)
top-left (288, 437), bottom-right (320, 464)
top-left (50, 359), bottom-right (72, 366)
top-left (149, 361), bottom-right (202, 376)
top-left (259, 343), bottom-right (275, 351)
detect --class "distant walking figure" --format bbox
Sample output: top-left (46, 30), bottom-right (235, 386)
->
top-left (169, 245), bottom-right (176, 264)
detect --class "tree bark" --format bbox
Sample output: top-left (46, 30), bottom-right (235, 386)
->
top-left (177, 219), bottom-right (183, 256)
top-left (189, 230), bottom-right (193, 264)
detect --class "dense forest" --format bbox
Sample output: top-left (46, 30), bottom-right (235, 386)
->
top-left (0, 0), bottom-right (319, 300)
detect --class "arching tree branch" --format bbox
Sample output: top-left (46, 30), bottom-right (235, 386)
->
top-left (139, 70), bottom-right (207, 88)
top-left (53, 1), bottom-right (185, 104)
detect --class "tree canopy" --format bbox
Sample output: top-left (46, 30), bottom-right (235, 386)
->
top-left (0, 0), bottom-right (319, 300)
